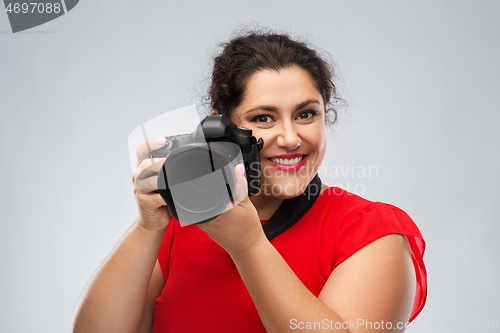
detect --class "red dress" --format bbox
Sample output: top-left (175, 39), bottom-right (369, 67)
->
top-left (153, 187), bottom-right (427, 332)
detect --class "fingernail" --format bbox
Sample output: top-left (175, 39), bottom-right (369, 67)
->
top-left (240, 164), bottom-right (245, 177)
top-left (155, 137), bottom-right (166, 145)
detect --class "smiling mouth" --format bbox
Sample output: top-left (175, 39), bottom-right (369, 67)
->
top-left (268, 155), bottom-right (305, 165)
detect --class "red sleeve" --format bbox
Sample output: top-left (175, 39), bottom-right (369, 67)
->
top-left (332, 202), bottom-right (427, 322)
top-left (157, 216), bottom-right (181, 284)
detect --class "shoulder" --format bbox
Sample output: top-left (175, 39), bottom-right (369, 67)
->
top-left (317, 186), bottom-right (376, 212)
top-left (317, 187), bottom-right (421, 234)
top-left (313, 186), bottom-right (389, 226)
top-left (317, 187), bottom-right (427, 322)
top-left (317, 187), bottom-right (424, 259)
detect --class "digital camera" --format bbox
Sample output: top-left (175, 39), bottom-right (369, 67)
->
top-left (151, 116), bottom-right (264, 224)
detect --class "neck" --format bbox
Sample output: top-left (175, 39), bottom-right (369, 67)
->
top-left (249, 182), bottom-right (329, 221)
top-left (249, 193), bottom-right (284, 221)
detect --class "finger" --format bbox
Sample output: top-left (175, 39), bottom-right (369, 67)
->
top-left (136, 137), bottom-right (167, 166)
top-left (134, 158), bottom-right (166, 182)
top-left (136, 176), bottom-right (159, 191)
top-left (232, 163), bottom-right (248, 206)
top-left (137, 192), bottom-right (167, 210)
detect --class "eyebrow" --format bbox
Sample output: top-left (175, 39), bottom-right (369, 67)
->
top-left (245, 99), bottom-right (321, 113)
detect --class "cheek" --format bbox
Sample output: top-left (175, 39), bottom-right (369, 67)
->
top-left (317, 134), bottom-right (327, 157)
top-left (317, 131), bottom-right (327, 151)
top-left (306, 129), bottom-right (327, 168)
top-left (306, 125), bottom-right (326, 149)
top-left (251, 130), bottom-right (274, 151)
top-left (316, 140), bottom-right (327, 163)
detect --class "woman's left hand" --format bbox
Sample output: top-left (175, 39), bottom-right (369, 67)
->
top-left (196, 164), bottom-right (267, 257)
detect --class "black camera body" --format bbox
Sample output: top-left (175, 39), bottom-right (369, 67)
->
top-left (151, 116), bottom-right (263, 224)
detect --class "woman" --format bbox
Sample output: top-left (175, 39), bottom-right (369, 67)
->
top-left (73, 31), bottom-right (426, 333)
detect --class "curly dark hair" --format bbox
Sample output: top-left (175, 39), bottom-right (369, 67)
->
top-left (208, 30), bottom-right (340, 124)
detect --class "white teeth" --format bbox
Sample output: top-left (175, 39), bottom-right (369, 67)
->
top-left (270, 156), bottom-right (304, 165)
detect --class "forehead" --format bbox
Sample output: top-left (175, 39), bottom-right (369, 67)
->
top-left (238, 66), bottom-right (323, 110)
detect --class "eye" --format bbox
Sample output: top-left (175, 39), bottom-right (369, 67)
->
top-left (296, 110), bottom-right (318, 120)
top-left (251, 114), bottom-right (273, 123)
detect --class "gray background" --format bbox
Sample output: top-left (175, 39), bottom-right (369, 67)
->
top-left (1, 1), bottom-right (499, 332)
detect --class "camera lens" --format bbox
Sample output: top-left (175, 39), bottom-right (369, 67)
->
top-left (162, 142), bottom-right (242, 223)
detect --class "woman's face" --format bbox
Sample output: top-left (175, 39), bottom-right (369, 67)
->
top-left (231, 66), bottom-right (327, 199)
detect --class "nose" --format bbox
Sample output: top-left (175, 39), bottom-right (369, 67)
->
top-left (276, 122), bottom-right (302, 150)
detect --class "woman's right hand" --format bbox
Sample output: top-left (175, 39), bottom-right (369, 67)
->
top-left (133, 137), bottom-right (171, 231)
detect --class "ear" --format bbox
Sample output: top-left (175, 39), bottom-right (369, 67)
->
top-left (211, 109), bottom-right (220, 116)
